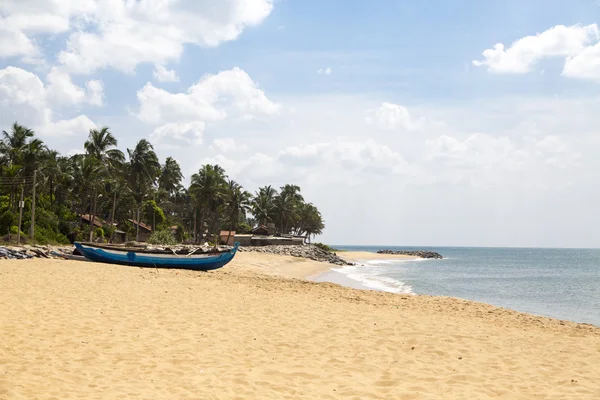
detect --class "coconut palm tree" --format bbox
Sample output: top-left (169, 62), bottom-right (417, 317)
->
top-left (293, 202), bottom-right (324, 242)
top-left (251, 185), bottom-right (277, 226)
top-left (84, 127), bottom-right (124, 166)
top-left (273, 184), bottom-right (304, 234)
top-left (224, 180), bottom-right (252, 244)
top-left (126, 139), bottom-right (160, 241)
top-left (189, 164), bottom-right (227, 243)
top-left (84, 127), bottom-right (125, 227)
top-left (70, 154), bottom-right (103, 226)
top-left (158, 157), bottom-right (183, 196)
top-left (0, 122), bottom-right (35, 169)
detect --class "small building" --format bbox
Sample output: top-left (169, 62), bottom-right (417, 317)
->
top-left (219, 231), bottom-right (236, 246)
top-left (127, 219), bottom-right (153, 242)
top-left (110, 229), bottom-right (127, 243)
top-left (233, 234), bottom-right (253, 246)
top-left (79, 214), bottom-right (104, 228)
top-left (233, 233), bottom-right (306, 247)
top-left (252, 225), bottom-right (269, 235)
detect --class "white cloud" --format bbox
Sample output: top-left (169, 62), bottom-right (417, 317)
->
top-left (563, 42), bottom-right (600, 81)
top-left (209, 137), bottom-right (245, 153)
top-left (137, 67), bottom-right (280, 147)
top-left (317, 67), bottom-right (332, 75)
top-left (45, 67), bottom-right (104, 106)
top-left (0, 66), bottom-right (97, 137)
top-left (85, 79), bottom-right (104, 106)
top-left (149, 121), bottom-right (205, 147)
top-left (38, 115), bottom-right (97, 137)
top-left (153, 65), bottom-right (179, 83)
top-left (425, 133), bottom-right (581, 173)
top-left (473, 24), bottom-right (599, 73)
top-left (52, 0), bottom-right (273, 74)
top-left (0, 0), bottom-right (96, 60)
top-left (366, 102), bottom-right (423, 131)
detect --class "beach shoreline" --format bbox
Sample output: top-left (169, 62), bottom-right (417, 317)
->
top-left (1, 254), bottom-right (599, 399)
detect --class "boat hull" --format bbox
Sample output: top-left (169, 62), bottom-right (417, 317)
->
top-left (74, 242), bottom-right (239, 271)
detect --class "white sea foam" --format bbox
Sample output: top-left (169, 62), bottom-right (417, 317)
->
top-left (332, 261), bottom-right (415, 294)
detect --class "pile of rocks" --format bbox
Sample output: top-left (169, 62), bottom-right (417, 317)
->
top-left (239, 245), bottom-right (353, 266)
top-left (0, 245), bottom-right (75, 260)
top-left (377, 249), bottom-right (443, 259)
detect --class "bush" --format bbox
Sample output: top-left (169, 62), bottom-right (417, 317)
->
top-left (33, 225), bottom-right (72, 245)
top-left (0, 210), bottom-right (16, 235)
top-left (174, 225), bottom-right (185, 243)
top-left (95, 227), bottom-right (105, 238)
top-left (9, 225), bottom-right (24, 235)
top-left (148, 230), bottom-right (177, 246)
top-left (314, 242), bottom-right (338, 252)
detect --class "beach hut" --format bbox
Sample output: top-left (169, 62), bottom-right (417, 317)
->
top-left (220, 231), bottom-right (236, 246)
top-left (127, 219), bottom-right (153, 242)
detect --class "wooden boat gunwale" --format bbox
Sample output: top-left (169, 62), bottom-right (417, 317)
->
top-left (77, 242), bottom-right (232, 255)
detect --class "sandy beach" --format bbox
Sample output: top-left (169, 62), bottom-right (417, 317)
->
top-left (1, 252), bottom-right (599, 399)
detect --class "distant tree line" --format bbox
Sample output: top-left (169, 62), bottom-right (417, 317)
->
top-left (0, 122), bottom-right (325, 244)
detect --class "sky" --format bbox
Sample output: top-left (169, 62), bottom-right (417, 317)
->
top-left (2, 0), bottom-right (600, 248)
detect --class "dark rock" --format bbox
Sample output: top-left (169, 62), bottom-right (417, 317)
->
top-left (377, 249), bottom-right (443, 259)
top-left (0, 246), bottom-right (33, 260)
top-left (239, 245), bottom-right (353, 266)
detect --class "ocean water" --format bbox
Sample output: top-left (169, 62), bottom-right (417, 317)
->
top-left (316, 246), bottom-right (600, 326)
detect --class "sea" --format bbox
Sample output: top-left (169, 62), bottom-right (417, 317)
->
top-left (313, 246), bottom-right (600, 326)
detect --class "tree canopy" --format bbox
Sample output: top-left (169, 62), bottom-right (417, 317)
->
top-left (0, 122), bottom-right (325, 244)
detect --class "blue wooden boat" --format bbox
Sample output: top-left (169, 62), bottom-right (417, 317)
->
top-left (74, 242), bottom-right (239, 271)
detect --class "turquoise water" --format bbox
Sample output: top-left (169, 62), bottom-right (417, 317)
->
top-left (322, 246), bottom-right (600, 326)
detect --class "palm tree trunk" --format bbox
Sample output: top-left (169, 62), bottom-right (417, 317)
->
top-left (89, 188), bottom-right (97, 242)
top-left (110, 191), bottom-right (117, 225)
top-left (193, 207), bottom-right (197, 243)
top-left (49, 177), bottom-right (54, 213)
top-left (136, 206), bottom-right (140, 242)
top-left (198, 209), bottom-right (206, 244)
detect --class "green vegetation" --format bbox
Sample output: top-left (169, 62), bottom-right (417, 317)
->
top-left (0, 122), bottom-right (325, 244)
top-left (313, 243), bottom-right (341, 252)
top-left (148, 230), bottom-right (177, 246)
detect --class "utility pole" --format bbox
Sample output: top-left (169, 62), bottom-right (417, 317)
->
top-left (17, 184), bottom-right (24, 245)
top-left (30, 170), bottom-right (36, 240)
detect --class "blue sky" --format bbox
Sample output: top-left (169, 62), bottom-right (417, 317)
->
top-left (2, 0), bottom-right (600, 247)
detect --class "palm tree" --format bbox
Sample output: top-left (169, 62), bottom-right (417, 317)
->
top-left (126, 139), bottom-right (160, 241)
top-left (251, 185), bottom-right (277, 226)
top-left (273, 184), bottom-right (304, 234)
top-left (0, 122), bottom-right (35, 169)
top-left (70, 154), bottom-right (103, 232)
top-left (189, 164), bottom-right (227, 243)
top-left (84, 127), bottom-right (125, 228)
top-left (158, 157), bottom-right (183, 196)
top-left (224, 180), bottom-right (252, 244)
top-left (293, 202), bottom-right (324, 242)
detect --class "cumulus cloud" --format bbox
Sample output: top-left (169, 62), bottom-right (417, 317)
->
top-left (366, 102), bottom-right (423, 131)
top-left (137, 67), bottom-right (280, 147)
top-left (0, 66), bottom-right (97, 136)
top-left (45, 67), bottom-right (104, 106)
top-left (153, 65), bottom-right (179, 83)
top-left (0, 0), bottom-right (273, 73)
top-left (473, 24), bottom-right (599, 74)
top-left (149, 121), bottom-right (205, 147)
top-left (317, 67), bottom-right (332, 75)
top-left (563, 42), bottom-right (600, 81)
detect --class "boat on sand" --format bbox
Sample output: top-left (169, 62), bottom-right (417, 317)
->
top-left (74, 242), bottom-right (239, 271)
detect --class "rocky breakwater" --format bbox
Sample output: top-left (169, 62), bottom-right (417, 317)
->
top-left (377, 249), bottom-right (443, 259)
top-left (0, 245), bottom-right (75, 260)
top-left (239, 245), bottom-right (353, 266)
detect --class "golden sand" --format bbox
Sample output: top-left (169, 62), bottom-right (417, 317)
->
top-left (1, 253), bottom-right (599, 399)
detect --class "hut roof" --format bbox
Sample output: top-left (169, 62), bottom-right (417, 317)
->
top-left (127, 219), bottom-right (152, 232)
